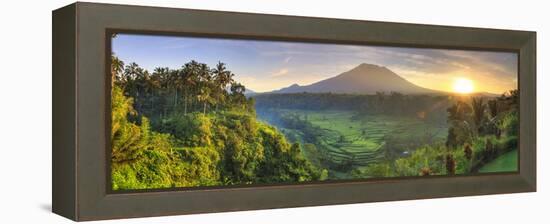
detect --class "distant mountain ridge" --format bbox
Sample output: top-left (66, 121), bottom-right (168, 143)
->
top-left (272, 63), bottom-right (439, 94)
top-left (244, 88), bottom-right (257, 96)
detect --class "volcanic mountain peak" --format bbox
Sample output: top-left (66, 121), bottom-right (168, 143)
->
top-left (273, 63), bottom-right (437, 94)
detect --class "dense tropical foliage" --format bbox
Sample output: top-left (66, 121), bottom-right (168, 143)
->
top-left (355, 91), bottom-right (519, 177)
top-left (254, 91), bottom-right (518, 179)
top-left (110, 56), bottom-right (324, 190)
top-left (110, 54), bottom-right (518, 190)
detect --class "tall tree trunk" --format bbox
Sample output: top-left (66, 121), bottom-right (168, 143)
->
top-left (203, 102), bottom-right (207, 114)
top-left (183, 89), bottom-right (188, 115)
top-left (111, 69), bottom-right (115, 88)
top-left (184, 96), bottom-right (188, 115)
top-left (173, 88), bottom-right (178, 108)
top-left (215, 98), bottom-right (219, 112)
top-left (150, 89), bottom-right (154, 114)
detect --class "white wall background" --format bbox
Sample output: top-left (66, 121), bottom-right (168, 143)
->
top-left (0, 0), bottom-right (547, 223)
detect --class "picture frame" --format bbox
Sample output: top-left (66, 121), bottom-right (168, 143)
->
top-left (52, 2), bottom-right (536, 221)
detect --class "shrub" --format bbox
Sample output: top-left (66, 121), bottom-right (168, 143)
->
top-left (420, 167), bottom-right (433, 176)
top-left (464, 144), bottom-right (473, 160)
top-left (445, 154), bottom-right (456, 175)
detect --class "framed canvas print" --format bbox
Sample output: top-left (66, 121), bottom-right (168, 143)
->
top-left (52, 2), bottom-right (536, 221)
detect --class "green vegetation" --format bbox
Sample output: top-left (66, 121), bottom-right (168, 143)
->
top-left (479, 150), bottom-right (518, 173)
top-left (357, 92), bottom-right (518, 177)
top-left (110, 52), bottom-right (518, 190)
top-left (256, 109), bottom-right (447, 179)
top-left (255, 90), bottom-right (519, 179)
top-left (110, 57), bottom-right (323, 190)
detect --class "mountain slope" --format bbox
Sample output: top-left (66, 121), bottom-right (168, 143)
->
top-left (244, 88), bottom-right (257, 97)
top-left (273, 63), bottom-right (438, 94)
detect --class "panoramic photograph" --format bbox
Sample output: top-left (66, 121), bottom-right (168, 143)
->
top-left (109, 33), bottom-right (519, 190)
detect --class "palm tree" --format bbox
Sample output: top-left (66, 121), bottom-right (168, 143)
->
top-left (153, 67), bottom-right (170, 117)
top-left (230, 82), bottom-right (246, 95)
top-left (146, 69), bottom-right (163, 113)
top-left (213, 62), bottom-right (234, 88)
top-left (447, 101), bottom-right (472, 121)
top-left (230, 82), bottom-right (246, 110)
top-left (213, 62), bottom-right (234, 111)
top-left (111, 56), bottom-right (124, 87)
top-left (168, 69), bottom-right (183, 108)
top-left (180, 64), bottom-right (198, 114)
top-left (197, 63), bottom-right (215, 113)
top-left (507, 89), bottom-right (519, 106)
top-left (196, 88), bottom-right (212, 114)
top-left (471, 97), bottom-right (485, 134)
top-left (198, 62), bottom-right (212, 83)
top-left (123, 62), bottom-right (141, 80)
top-left (487, 99), bottom-right (499, 118)
top-left (134, 69), bottom-right (149, 112)
top-left (446, 101), bottom-right (474, 147)
top-left (123, 62), bottom-right (143, 95)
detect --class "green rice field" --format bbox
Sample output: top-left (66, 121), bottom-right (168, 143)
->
top-left (262, 109), bottom-right (448, 178)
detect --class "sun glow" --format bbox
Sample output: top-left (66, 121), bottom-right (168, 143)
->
top-left (452, 78), bottom-right (474, 94)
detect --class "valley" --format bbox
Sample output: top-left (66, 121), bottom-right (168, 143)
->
top-left (109, 52), bottom-right (519, 190)
top-left (256, 109), bottom-right (448, 179)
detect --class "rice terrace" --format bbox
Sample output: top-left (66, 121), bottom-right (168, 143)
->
top-left (256, 109), bottom-right (449, 179)
top-left (109, 33), bottom-right (519, 190)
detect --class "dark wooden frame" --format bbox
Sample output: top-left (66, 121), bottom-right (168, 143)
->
top-left (53, 2), bottom-right (536, 221)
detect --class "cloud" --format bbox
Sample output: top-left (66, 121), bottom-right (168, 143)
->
top-left (271, 68), bottom-right (289, 77)
top-left (114, 33), bottom-right (517, 93)
top-left (284, 56), bottom-right (292, 63)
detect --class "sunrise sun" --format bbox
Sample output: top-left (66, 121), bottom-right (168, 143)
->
top-left (453, 78), bottom-right (474, 94)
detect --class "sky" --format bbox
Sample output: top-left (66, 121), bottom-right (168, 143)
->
top-left (112, 34), bottom-right (518, 94)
